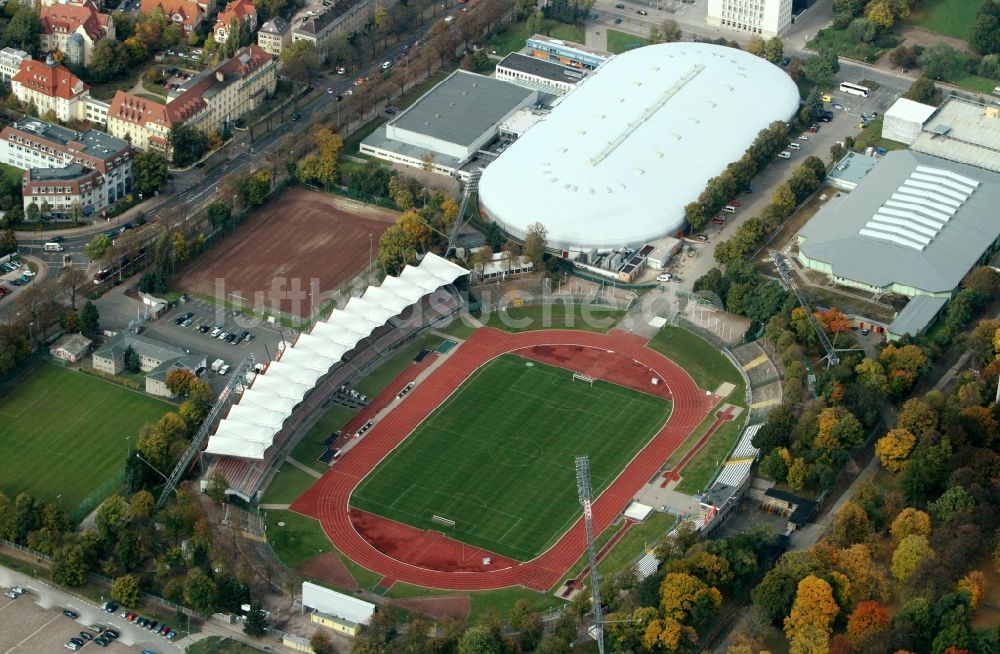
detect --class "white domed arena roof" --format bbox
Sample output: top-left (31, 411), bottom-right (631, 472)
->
top-left (478, 42), bottom-right (801, 252)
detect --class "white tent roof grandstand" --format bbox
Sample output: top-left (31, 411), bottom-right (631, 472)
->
top-left (237, 388), bottom-right (298, 415)
top-left (247, 374), bottom-right (311, 402)
top-left (204, 254), bottom-right (467, 460)
top-left (226, 404), bottom-right (287, 431)
top-left (478, 42), bottom-right (800, 252)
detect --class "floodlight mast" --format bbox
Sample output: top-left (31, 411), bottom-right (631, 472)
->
top-left (575, 456), bottom-right (605, 654)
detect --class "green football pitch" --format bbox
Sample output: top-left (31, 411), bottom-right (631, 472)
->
top-left (350, 354), bottom-right (672, 560)
top-left (0, 365), bottom-right (171, 516)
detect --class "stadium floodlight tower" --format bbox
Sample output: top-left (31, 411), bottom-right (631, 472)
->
top-left (575, 455), bottom-right (605, 654)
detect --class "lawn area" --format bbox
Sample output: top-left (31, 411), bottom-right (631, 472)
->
top-left (907, 0), bottom-right (986, 39)
top-left (260, 462), bottom-right (317, 505)
top-left (353, 333), bottom-right (444, 397)
top-left (485, 304), bottom-right (625, 333)
top-left (264, 509), bottom-right (333, 569)
top-left (606, 29), bottom-right (650, 54)
top-left (385, 582), bottom-right (567, 622)
top-left (948, 72), bottom-right (1000, 95)
top-left (674, 418), bottom-right (744, 495)
top-left (351, 354), bottom-right (671, 560)
top-left (806, 27), bottom-right (901, 63)
top-left (0, 365), bottom-right (171, 515)
top-left (433, 315), bottom-right (480, 340)
top-left (185, 637), bottom-right (262, 654)
top-left (598, 513), bottom-right (676, 576)
top-left (0, 162), bottom-right (23, 188)
top-left (648, 326), bottom-right (743, 392)
top-left (288, 405), bottom-right (357, 473)
top-left (487, 18), bottom-right (584, 57)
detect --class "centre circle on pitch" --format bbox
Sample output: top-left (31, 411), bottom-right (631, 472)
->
top-left (489, 437), bottom-right (543, 466)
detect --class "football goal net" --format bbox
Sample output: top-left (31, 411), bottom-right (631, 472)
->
top-left (573, 373), bottom-right (595, 387)
top-left (432, 515), bottom-right (456, 529)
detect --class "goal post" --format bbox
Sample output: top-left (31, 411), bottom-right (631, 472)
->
top-left (573, 373), bottom-right (595, 387)
top-left (432, 514), bottom-right (456, 529)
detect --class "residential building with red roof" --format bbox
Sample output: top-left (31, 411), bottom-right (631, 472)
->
top-left (39, 0), bottom-right (114, 67)
top-left (12, 57), bottom-right (90, 122)
top-left (214, 0), bottom-right (257, 43)
top-left (107, 91), bottom-right (172, 155)
top-left (140, 0), bottom-right (204, 34)
top-left (108, 45), bottom-right (276, 158)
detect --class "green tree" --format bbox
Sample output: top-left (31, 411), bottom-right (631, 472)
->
top-left (243, 601), bottom-right (269, 636)
top-left (4, 9), bottom-right (41, 55)
top-left (111, 574), bottom-right (140, 606)
top-left (376, 224), bottom-right (417, 275)
top-left (833, 0), bottom-right (866, 28)
top-left (84, 234), bottom-right (112, 261)
top-left (96, 494), bottom-right (127, 540)
top-left (0, 228), bottom-right (16, 257)
top-left (183, 568), bottom-right (218, 613)
top-left (522, 222), bottom-right (548, 270)
top-left (891, 533), bottom-right (933, 581)
top-left (765, 37), bottom-right (784, 63)
top-left (919, 44), bottom-right (963, 81)
top-left (123, 345), bottom-right (140, 373)
top-left (746, 36), bottom-right (766, 58)
top-left (804, 49), bottom-right (840, 86)
top-left (309, 629), bottom-right (332, 654)
top-left (457, 624), bottom-right (514, 654)
top-left (80, 301), bottom-right (100, 338)
top-left (969, 0), bottom-right (1000, 55)
top-left (928, 486), bottom-right (975, 524)
top-left (169, 123), bottom-right (209, 168)
top-left (280, 40), bottom-right (320, 82)
top-left (88, 40), bottom-right (130, 82)
top-left (904, 75), bottom-right (942, 105)
top-left (847, 17), bottom-right (876, 43)
top-left (132, 151), bottom-right (168, 197)
top-left (51, 540), bottom-right (88, 586)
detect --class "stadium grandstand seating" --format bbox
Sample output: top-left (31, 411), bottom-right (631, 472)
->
top-left (206, 254), bottom-right (467, 500)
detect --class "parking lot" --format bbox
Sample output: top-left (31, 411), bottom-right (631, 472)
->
top-left (0, 589), bottom-right (157, 653)
top-left (147, 297), bottom-right (295, 392)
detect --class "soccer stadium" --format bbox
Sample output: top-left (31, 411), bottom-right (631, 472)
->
top-left (478, 42), bottom-right (801, 253)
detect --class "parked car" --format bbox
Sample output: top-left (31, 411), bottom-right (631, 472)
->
top-left (225, 333), bottom-right (237, 343)
top-left (695, 234), bottom-right (708, 242)
top-left (63, 609), bottom-right (79, 619)
top-left (219, 364), bottom-right (231, 375)
top-left (656, 273), bottom-right (672, 282)
top-left (89, 624), bottom-right (104, 633)
top-left (199, 325), bottom-right (210, 333)
top-left (712, 216), bottom-right (726, 225)
top-left (210, 326), bottom-right (222, 337)
top-left (93, 637), bottom-right (108, 647)
top-left (4, 590), bottom-right (17, 598)
top-left (102, 602), bottom-right (117, 613)
top-left (103, 629), bottom-right (119, 639)
top-left (79, 631), bottom-right (94, 641)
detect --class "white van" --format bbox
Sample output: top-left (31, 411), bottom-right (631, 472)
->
top-left (722, 205), bottom-right (737, 214)
top-left (788, 142), bottom-right (801, 150)
top-left (777, 151), bottom-right (792, 159)
top-left (43, 242), bottom-right (64, 252)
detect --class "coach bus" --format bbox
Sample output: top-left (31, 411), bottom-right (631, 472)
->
top-left (840, 82), bottom-right (871, 98)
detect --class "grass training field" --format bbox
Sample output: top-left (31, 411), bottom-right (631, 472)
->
top-left (351, 354), bottom-right (672, 560)
top-left (485, 304), bottom-right (625, 334)
top-left (648, 326), bottom-right (743, 393)
top-left (0, 365), bottom-right (171, 512)
top-left (907, 0), bottom-right (986, 40)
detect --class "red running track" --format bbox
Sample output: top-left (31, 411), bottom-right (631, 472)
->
top-left (291, 327), bottom-right (714, 591)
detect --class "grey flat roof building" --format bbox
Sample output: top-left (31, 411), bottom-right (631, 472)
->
top-left (912, 97), bottom-right (1000, 173)
top-left (387, 70), bottom-right (535, 148)
top-left (798, 150), bottom-right (1000, 297)
top-left (361, 70), bottom-right (537, 178)
top-left (11, 117), bottom-right (128, 160)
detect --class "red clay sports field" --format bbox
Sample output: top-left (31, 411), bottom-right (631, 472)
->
top-left (291, 327), bottom-right (716, 592)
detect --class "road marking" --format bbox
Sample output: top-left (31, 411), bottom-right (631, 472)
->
top-left (4, 614), bottom-right (60, 653)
